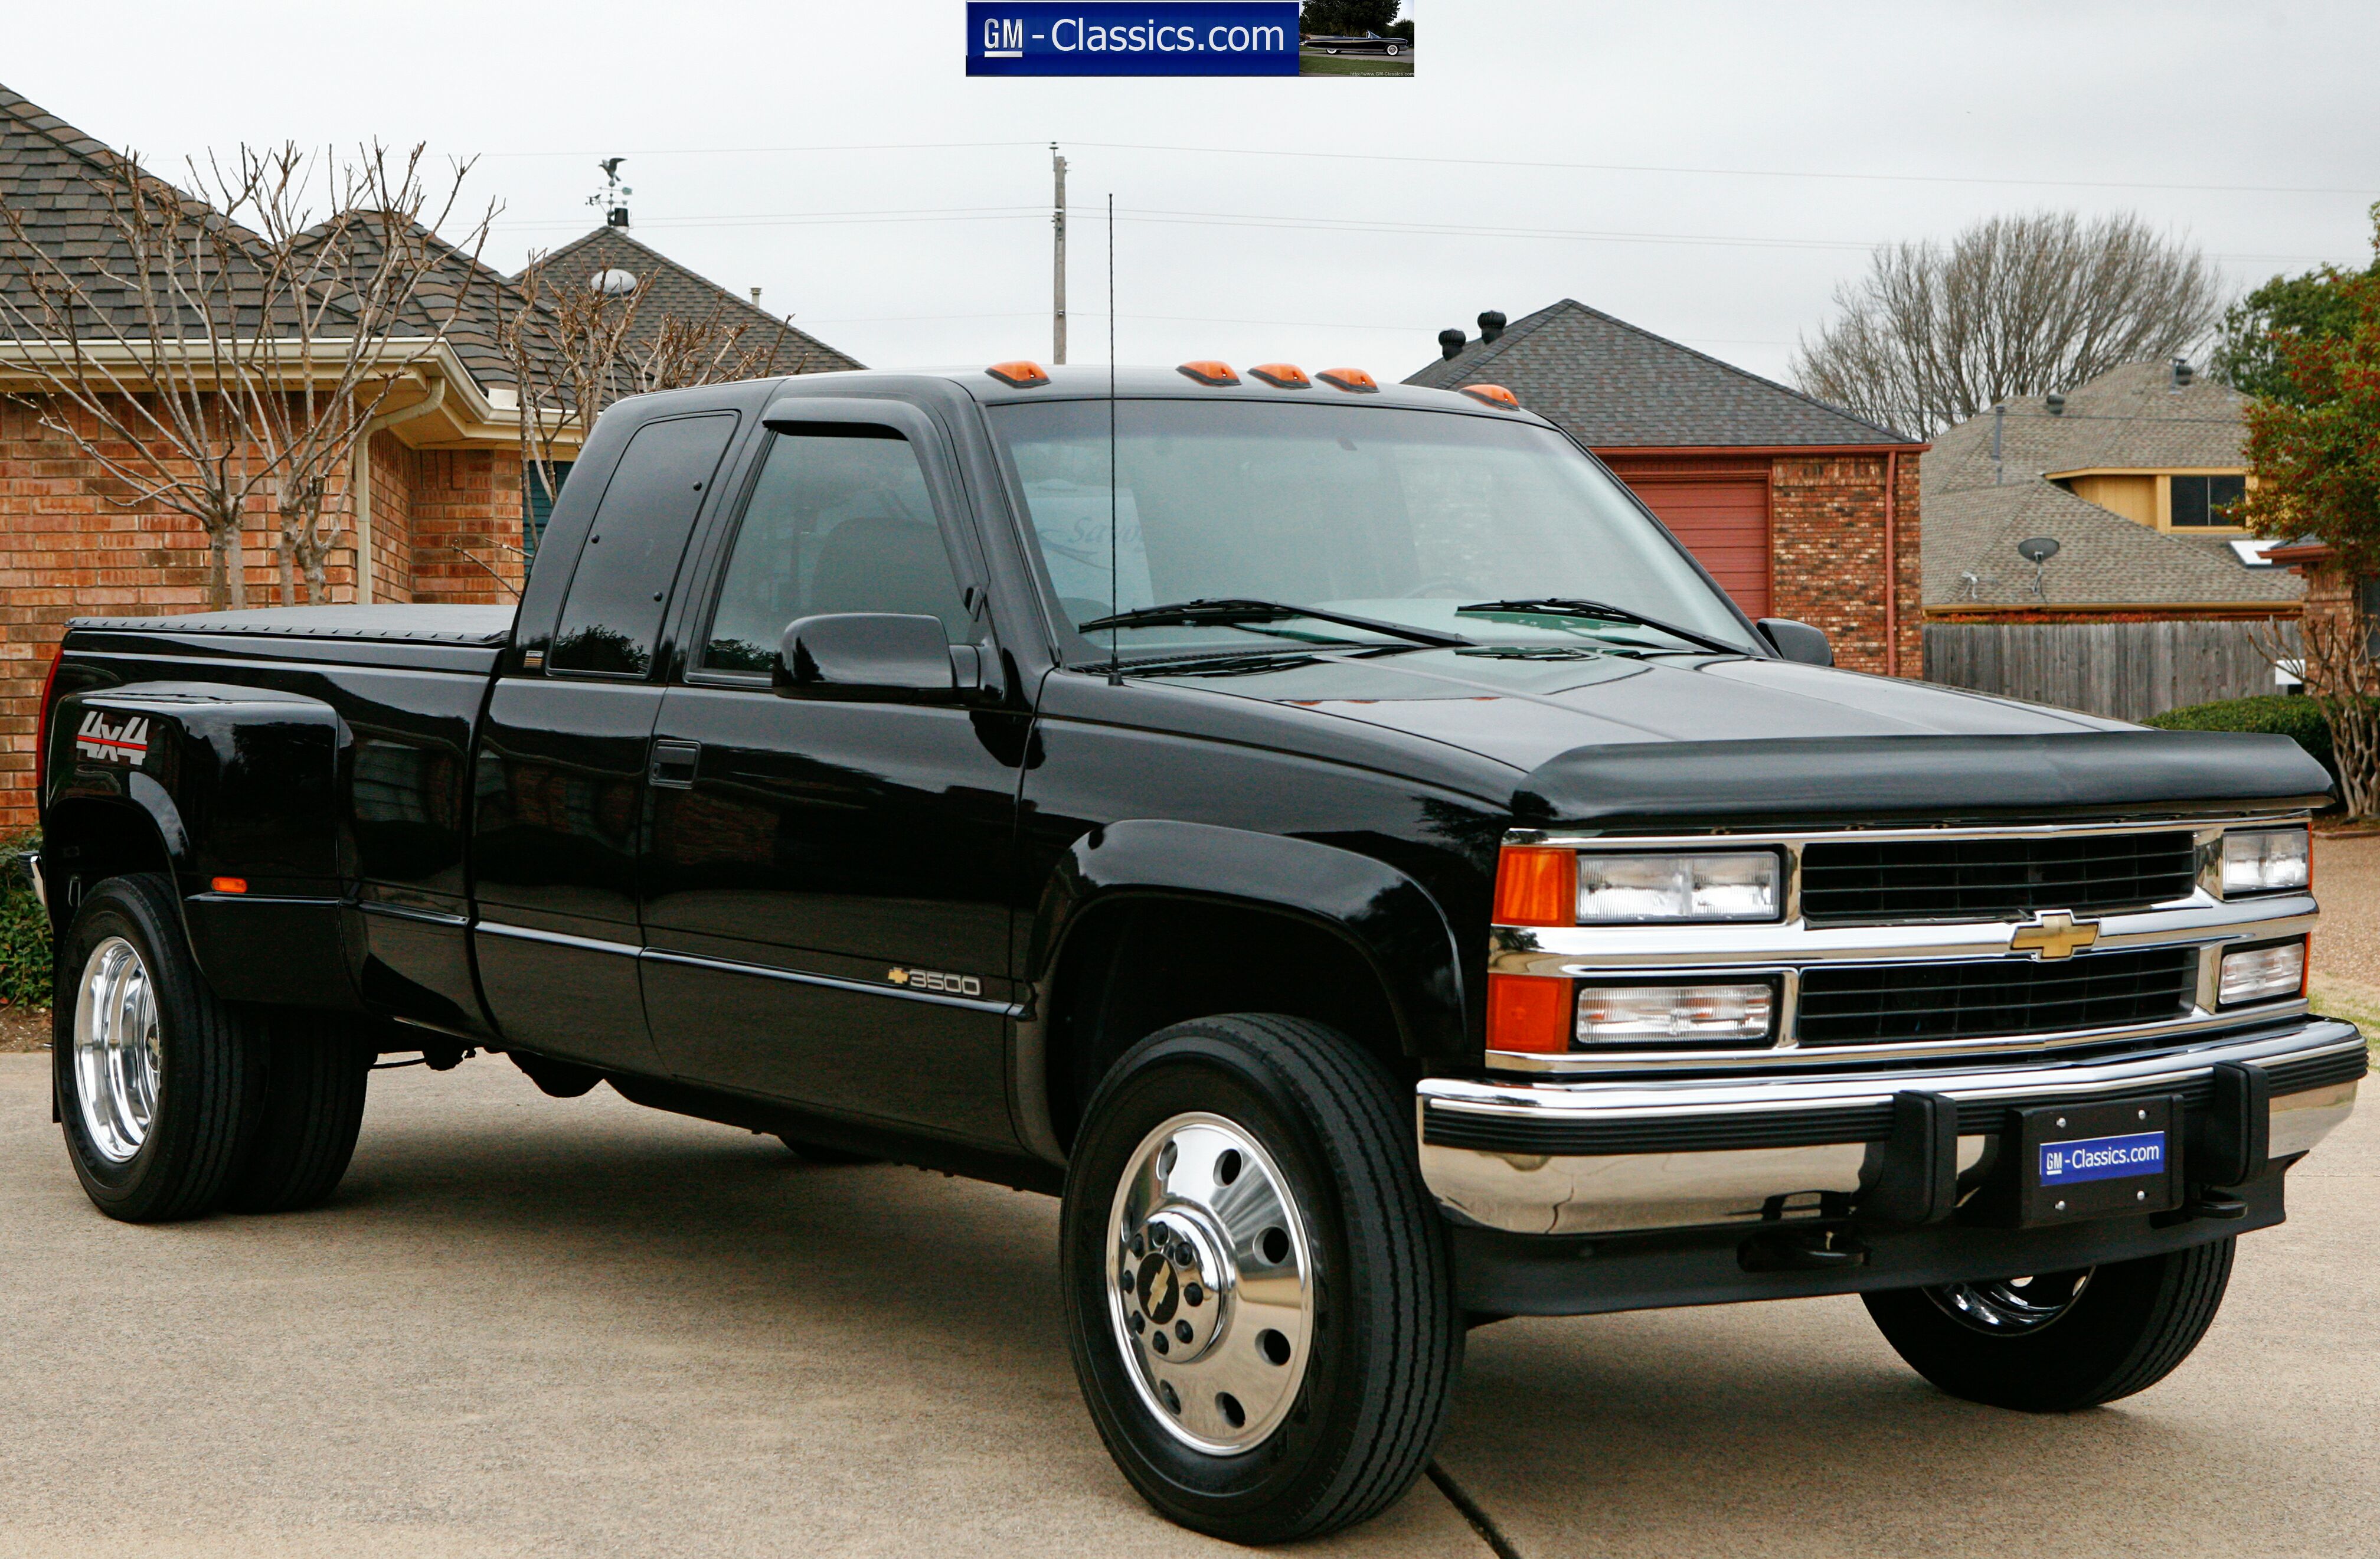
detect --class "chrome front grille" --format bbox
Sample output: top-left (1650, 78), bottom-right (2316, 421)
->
top-left (1489, 815), bottom-right (2315, 1074)
top-left (1798, 831), bottom-right (2198, 923)
top-left (1794, 947), bottom-right (2197, 1046)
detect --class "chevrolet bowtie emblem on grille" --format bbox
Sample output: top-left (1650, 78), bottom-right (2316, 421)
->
top-left (2009, 910), bottom-right (2101, 960)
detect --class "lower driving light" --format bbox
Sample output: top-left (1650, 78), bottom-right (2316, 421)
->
top-left (1575, 982), bottom-right (1774, 1045)
top-left (2218, 940), bottom-right (2306, 1006)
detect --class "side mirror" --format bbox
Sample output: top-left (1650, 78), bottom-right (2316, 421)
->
top-left (777, 613), bottom-right (975, 702)
top-left (1757, 617), bottom-right (1834, 668)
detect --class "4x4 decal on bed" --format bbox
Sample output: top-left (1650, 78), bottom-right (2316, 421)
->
top-left (74, 710), bottom-right (150, 765)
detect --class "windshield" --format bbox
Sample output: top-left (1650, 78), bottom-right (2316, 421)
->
top-left (988, 399), bottom-right (1761, 661)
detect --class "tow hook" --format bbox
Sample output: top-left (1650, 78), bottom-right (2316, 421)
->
top-left (1739, 1227), bottom-right (1867, 1272)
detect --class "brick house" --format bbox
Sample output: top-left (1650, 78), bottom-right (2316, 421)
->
top-left (0, 85), bottom-right (856, 834)
top-left (1407, 300), bottom-right (1927, 675)
top-left (1922, 359), bottom-right (2302, 623)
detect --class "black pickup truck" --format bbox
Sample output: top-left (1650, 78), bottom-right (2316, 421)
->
top-left (32, 362), bottom-right (2363, 1543)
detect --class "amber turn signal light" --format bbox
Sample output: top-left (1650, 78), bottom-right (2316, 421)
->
top-left (1177, 359), bottom-right (1239, 385)
top-left (1318, 367), bottom-right (1379, 393)
top-left (986, 360), bottom-right (1050, 388)
top-left (210, 877), bottom-right (248, 894)
top-left (1487, 974), bottom-right (1571, 1054)
top-left (1460, 383), bottom-right (1520, 409)
top-left (1248, 362), bottom-right (1310, 388)
top-left (1494, 846), bottom-right (1575, 927)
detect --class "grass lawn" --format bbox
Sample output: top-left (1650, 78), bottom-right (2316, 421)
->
top-left (1298, 54), bottom-right (1413, 76)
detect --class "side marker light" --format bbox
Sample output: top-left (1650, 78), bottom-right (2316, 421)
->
top-left (211, 877), bottom-right (248, 894)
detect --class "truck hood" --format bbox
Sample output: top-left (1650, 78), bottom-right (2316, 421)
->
top-left (1143, 648), bottom-right (2333, 825)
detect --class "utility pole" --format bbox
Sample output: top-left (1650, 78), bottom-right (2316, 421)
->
top-left (1052, 144), bottom-right (1068, 364)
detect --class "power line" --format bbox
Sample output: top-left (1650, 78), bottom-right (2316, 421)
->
top-left (491, 201), bottom-right (2343, 264)
top-left (472, 136), bottom-right (2374, 199)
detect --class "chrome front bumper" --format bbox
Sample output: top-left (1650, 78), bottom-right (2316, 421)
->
top-left (1419, 1019), bottom-right (2365, 1236)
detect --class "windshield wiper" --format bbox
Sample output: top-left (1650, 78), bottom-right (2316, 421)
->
top-left (1455, 597), bottom-right (1747, 657)
top-left (1077, 597), bottom-right (1474, 649)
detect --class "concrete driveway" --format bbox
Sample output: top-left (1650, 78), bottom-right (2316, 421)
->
top-left (1, 1052), bottom-right (2371, 1558)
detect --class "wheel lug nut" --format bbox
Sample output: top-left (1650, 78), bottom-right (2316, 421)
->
top-left (1175, 1320), bottom-right (1193, 1344)
top-left (1130, 1310), bottom-right (1145, 1334)
top-left (1130, 1232), bottom-right (1146, 1257)
top-left (1152, 1332), bottom-right (1170, 1355)
top-left (1119, 1269), bottom-right (1135, 1293)
top-left (1184, 1282), bottom-right (1204, 1306)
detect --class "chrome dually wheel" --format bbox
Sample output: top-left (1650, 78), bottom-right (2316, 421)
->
top-left (74, 936), bottom-right (161, 1163)
top-left (1106, 1112), bottom-right (1314, 1453)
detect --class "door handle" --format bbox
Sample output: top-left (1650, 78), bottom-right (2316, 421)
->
top-left (649, 740), bottom-right (702, 789)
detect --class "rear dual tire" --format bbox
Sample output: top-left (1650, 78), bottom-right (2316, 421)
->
top-left (1061, 1015), bottom-right (1460, 1544)
top-left (54, 873), bottom-right (369, 1223)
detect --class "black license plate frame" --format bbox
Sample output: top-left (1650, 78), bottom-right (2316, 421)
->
top-left (2009, 1094), bottom-right (2182, 1227)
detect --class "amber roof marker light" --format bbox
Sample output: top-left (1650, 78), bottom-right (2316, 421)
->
top-left (1249, 363), bottom-right (1310, 388)
top-left (1460, 383), bottom-right (1521, 410)
top-left (986, 360), bottom-right (1051, 388)
top-left (1177, 359), bottom-right (1240, 385)
top-left (1318, 367), bottom-right (1379, 393)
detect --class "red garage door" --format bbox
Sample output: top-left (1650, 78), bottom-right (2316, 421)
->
top-left (1608, 467), bottom-right (1771, 619)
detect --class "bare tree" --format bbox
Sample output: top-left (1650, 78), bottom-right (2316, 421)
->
top-left (2264, 607), bottom-right (2380, 820)
top-left (501, 255), bottom-right (802, 546)
top-left (1791, 211), bottom-right (2228, 437)
top-left (0, 139), bottom-right (490, 607)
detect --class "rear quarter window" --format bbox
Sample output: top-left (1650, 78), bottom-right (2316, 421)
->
top-left (550, 413), bottom-right (739, 676)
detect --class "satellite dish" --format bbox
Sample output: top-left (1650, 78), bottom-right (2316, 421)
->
top-left (590, 268), bottom-right (639, 296)
top-left (2017, 537), bottom-right (2061, 564)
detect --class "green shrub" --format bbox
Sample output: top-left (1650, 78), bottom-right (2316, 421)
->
top-left (0, 830), bottom-right (50, 1011)
top-left (2144, 694), bottom-right (2363, 782)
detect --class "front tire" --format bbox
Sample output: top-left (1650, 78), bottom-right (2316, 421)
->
top-left (54, 873), bottom-right (261, 1223)
top-left (1061, 1015), bottom-right (1459, 1544)
top-left (1862, 1240), bottom-right (2235, 1411)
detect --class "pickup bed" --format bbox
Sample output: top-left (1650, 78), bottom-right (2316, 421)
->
top-left (32, 365), bottom-right (2363, 1543)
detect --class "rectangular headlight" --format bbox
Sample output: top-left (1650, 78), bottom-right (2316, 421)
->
top-left (1575, 982), bottom-right (1775, 1044)
top-left (2222, 827), bottom-right (2310, 895)
top-left (2218, 940), bottom-right (2306, 1006)
top-left (1575, 851), bottom-right (1781, 923)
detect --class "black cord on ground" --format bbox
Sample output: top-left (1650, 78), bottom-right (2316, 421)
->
top-left (1427, 1462), bottom-right (1525, 1559)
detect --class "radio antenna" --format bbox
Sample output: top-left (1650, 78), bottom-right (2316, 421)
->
top-left (1107, 191), bottom-right (1123, 687)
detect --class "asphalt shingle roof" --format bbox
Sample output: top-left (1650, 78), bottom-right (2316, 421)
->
top-left (1921, 361), bottom-right (2296, 609)
top-left (1403, 298), bottom-right (1916, 447)
top-left (518, 229), bottom-right (863, 375)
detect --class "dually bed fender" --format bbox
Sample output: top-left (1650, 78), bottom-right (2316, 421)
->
top-left (1014, 819), bottom-right (1469, 1161)
top-left (41, 681), bottom-right (361, 1009)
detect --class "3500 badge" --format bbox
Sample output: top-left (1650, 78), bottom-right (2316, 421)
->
top-left (888, 966), bottom-right (985, 997)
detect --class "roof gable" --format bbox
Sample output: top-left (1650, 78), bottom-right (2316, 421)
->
top-left (518, 228), bottom-right (862, 375)
top-left (1402, 298), bottom-right (1915, 447)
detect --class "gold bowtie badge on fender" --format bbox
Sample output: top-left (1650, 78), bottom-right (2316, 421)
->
top-left (2009, 910), bottom-right (2101, 960)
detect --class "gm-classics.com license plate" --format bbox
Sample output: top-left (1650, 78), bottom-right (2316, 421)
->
top-left (2012, 1095), bottom-right (2182, 1225)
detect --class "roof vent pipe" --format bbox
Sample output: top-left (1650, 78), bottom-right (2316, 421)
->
top-left (1477, 310), bottom-right (1506, 343)
top-left (1437, 328), bottom-right (1466, 360)
top-left (2171, 357), bottom-right (2195, 390)
top-left (2045, 390), bottom-right (2065, 416)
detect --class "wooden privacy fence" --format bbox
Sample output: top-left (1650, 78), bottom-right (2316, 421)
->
top-left (1924, 620), bottom-right (2300, 723)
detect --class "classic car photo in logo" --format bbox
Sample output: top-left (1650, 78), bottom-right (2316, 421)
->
top-left (74, 710), bottom-right (151, 766)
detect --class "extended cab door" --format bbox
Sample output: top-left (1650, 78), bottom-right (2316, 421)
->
top-left (639, 400), bottom-right (1026, 1144)
top-left (472, 410), bottom-right (740, 1073)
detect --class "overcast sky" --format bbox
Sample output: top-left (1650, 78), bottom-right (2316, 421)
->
top-left (11, 2), bottom-right (2378, 385)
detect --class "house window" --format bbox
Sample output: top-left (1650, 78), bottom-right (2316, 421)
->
top-left (2170, 473), bottom-right (2247, 529)
top-left (523, 461), bottom-right (574, 559)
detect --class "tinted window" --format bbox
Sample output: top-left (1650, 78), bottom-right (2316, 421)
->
top-left (551, 414), bottom-right (737, 676)
top-left (703, 427), bottom-right (976, 673)
top-left (2171, 473), bottom-right (2245, 530)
